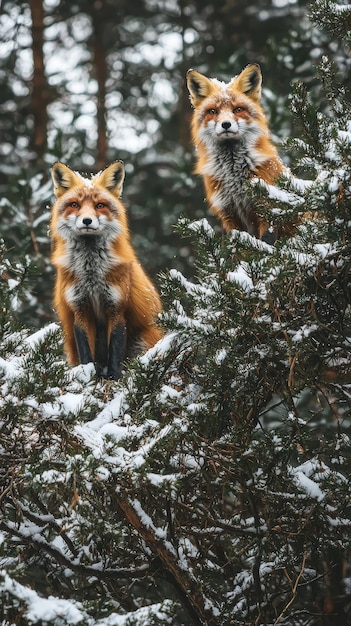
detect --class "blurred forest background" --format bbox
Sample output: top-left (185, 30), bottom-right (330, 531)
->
top-left (1, 2), bottom-right (351, 624)
top-left (1, 0), bottom-right (349, 329)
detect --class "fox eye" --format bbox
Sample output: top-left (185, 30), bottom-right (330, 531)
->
top-left (207, 108), bottom-right (218, 115)
top-left (96, 202), bottom-right (106, 209)
top-left (234, 106), bottom-right (246, 113)
top-left (69, 201), bottom-right (79, 208)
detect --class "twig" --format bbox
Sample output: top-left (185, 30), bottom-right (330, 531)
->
top-left (273, 551), bottom-right (307, 625)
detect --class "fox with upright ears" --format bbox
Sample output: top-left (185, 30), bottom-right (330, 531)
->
top-left (50, 161), bottom-right (162, 380)
top-left (187, 64), bottom-right (288, 240)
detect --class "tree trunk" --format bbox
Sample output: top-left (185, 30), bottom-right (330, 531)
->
top-left (91, 5), bottom-right (108, 170)
top-left (29, 0), bottom-right (48, 160)
top-left (177, 0), bottom-right (194, 153)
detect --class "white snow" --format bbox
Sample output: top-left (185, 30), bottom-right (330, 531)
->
top-left (0, 571), bottom-right (173, 624)
top-left (252, 177), bottom-right (305, 206)
top-left (289, 460), bottom-right (334, 502)
top-left (23, 322), bottom-right (59, 349)
top-left (187, 218), bottom-right (215, 237)
top-left (1, 572), bottom-right (84, 623)
top-left (214, 348), bottom-right (227, 364)
top-left (292, 469), bottom-right (325, 501)
top-left (132, 499), bottom-right (168, 541)
top-left (138, 332), bottom-right (177, 365)
top-left (227, 265), bottom-right (253, 290)
top-left (291, 323), bottom-right (318, 343)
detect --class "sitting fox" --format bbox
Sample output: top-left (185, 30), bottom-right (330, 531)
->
top-left (187, 64), bottom-right (288, 240)
top-left (50, 161), bottom-right (162, 380)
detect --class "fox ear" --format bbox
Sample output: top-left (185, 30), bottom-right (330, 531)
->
top-left (233, 64), bottom-right (262, 101)
top-left (187, 69), bottom-right (216, 107)
top-left (52, 162), bottom-right (80, 197)
top-left (96, 161), bottom-right (125, 197)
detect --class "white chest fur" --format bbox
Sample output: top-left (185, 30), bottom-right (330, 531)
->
top-left (203, 141), bottom-right (255, 230)
top-left (64, 238), bottom-right (121, 317)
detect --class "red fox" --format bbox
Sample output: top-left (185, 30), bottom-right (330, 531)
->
top-left (50, 161), bottom-right (162, 380)
top-left (187, 64), bottom-right (288, 240)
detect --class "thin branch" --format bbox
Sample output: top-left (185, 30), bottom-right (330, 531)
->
top-left (273, 551), bottom-right (307, 625)
top-left (0, 520), bottom-right (149, 580)
top-left (116, 493), bottom-right (221, 626)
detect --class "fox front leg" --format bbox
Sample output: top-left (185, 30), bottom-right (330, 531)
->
top-left (107, 321), bottom-right (127, 380)
top-left (94, 319), bottom-right (109, 379)
top-left (74, 325), bottom-right (93, 365)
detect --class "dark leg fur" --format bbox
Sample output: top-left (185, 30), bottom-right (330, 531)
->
top-left (94, 320), bottom-right (108, 378)
top-left (107, 322), bottom-right (127, 380)
top-left (261, 227), bottom-right (277, 245)
top-left (74, 325), bottom-right (93, 364)
top-left (75, 320), bottom-right (126, 381)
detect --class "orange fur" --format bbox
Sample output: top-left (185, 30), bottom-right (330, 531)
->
top-left (187, 64), bottom-right (287, 239)
top-left (50, 161), bottom-right (162, 378)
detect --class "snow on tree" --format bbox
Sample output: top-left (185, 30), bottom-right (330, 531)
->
top-left (1, 2), bottom-right (351, 625)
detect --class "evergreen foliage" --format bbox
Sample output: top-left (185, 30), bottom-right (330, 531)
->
top-left (310, 0), bottom-right (351, 45)
top-left (1, 1), bottom-right (351, 625)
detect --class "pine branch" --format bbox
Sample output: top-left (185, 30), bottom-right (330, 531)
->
top-left (116, 492), bottom-right (222, 626)
top-left (0, 519), bottom-right (150, 581)
top-left (310, 0), bottom-right (351, 45)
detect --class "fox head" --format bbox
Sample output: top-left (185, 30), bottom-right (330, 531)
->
top-left (187, 64), bottom-right (262, 106)
top-left (186, 64), bottom-right (269, 149)
top-left (51, 161), bottom-right (127, 241)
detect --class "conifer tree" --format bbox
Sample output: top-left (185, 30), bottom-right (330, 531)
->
top-left (1, 2), bottom-right (351, 626)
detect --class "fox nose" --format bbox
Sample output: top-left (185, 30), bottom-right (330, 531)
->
top-left (82, 217), bottom-right (93, 226)
top-left (222, 121), bottom-right (231, 131)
